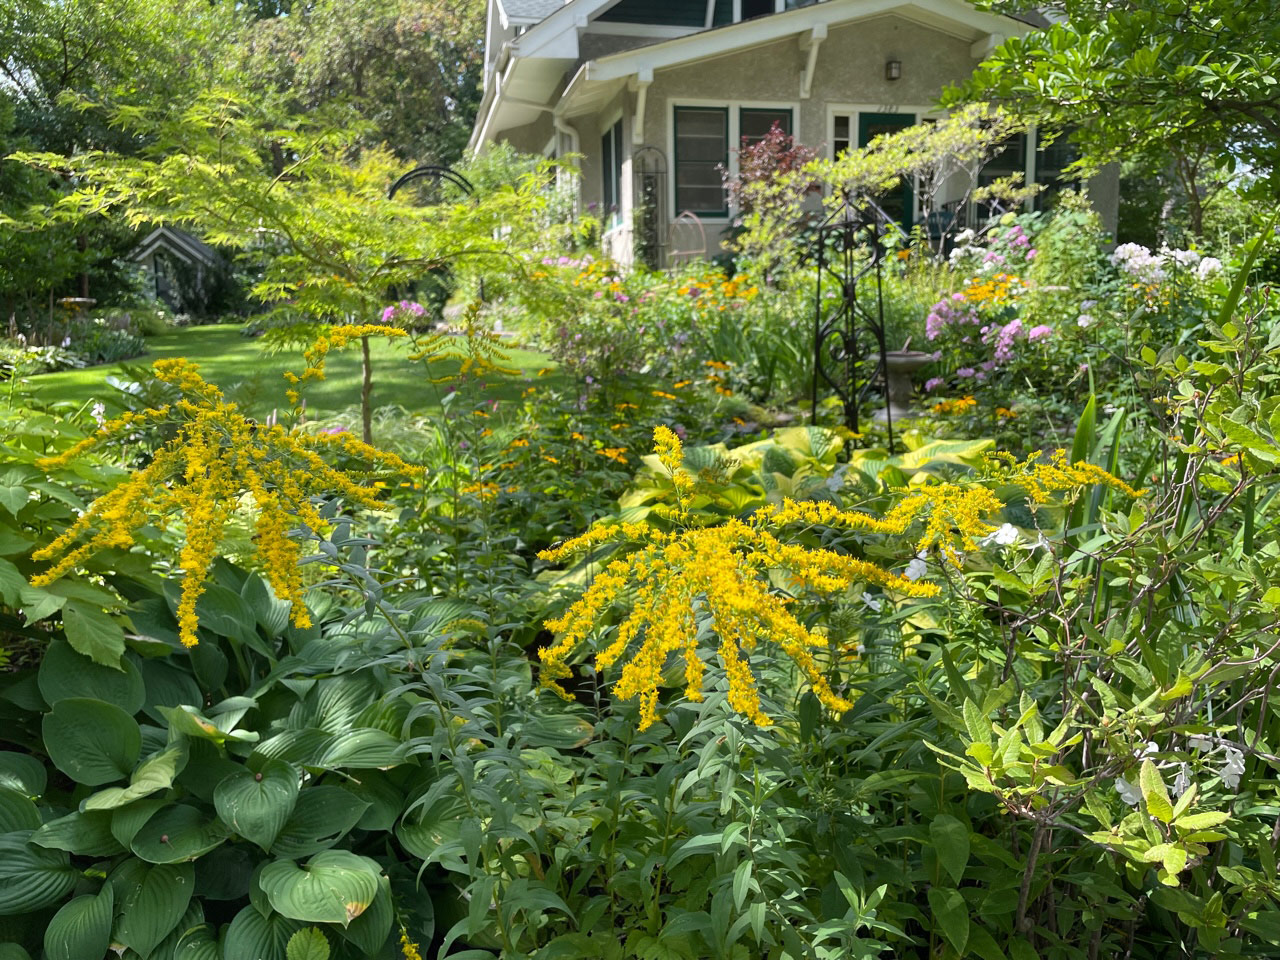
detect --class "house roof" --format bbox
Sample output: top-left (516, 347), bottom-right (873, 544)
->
top-left (497, 0), bottom-right (567, 24)
top-left (472, 0), bottom-right (1039, 149)
top-left (128, 226), bottom-right (220, 268)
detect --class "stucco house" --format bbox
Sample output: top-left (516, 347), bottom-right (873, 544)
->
top-left (471, 0), bottom-right (1115, 266)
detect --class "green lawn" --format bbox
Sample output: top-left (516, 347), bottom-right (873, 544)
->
top-left (30, 323), bottom-right (558, 421)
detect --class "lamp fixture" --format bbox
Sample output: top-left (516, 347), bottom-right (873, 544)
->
top-left (885, 59), bottom-right (902, 81)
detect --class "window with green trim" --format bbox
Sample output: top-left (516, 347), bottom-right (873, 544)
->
top-left (739, 107), bottom-right (792, 149)
top-left (674, 107), bottom-right (728, 216)
top-left (601, 119), bottom-right (624, 227)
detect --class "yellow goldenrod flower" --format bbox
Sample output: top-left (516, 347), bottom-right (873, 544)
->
top-left (537, 432), bottom-right (1145, 728)
top-left (32, 359), bottom-right (419, 647)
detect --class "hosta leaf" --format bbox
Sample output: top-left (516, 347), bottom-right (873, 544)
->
top-left (338, 875), bottom-right (392, 956)
top-left (84, 744), bottom-right (187, 810)
top-left (270, 787), bottom-right (369, 859)
top-left (0, 753), bottom-right (45, 796)
top-left (223, 905), bottom-right (300, 960)
top-left (0, 788), bottom-right (40, 833)
top-left (131, 804), bottom-right (229, 864)
top-left (174, 923), bottom-right (222, 960)
top-left (112, 860), bottom-right (195, 959)
top-left (42, 697), bottom-right (141, 786)
top-left (0, 831), bottom-right (78, 915)
top-left (43, 884), bottom-right (113, 960)
top-left (258, 850), bottom-right (382, 927)
top-left (214, 760), bottom-right (300, 852)
top-left (38, 640), bottom-right (144, 713)
top-left (32, 810), bottom-right (126, 858)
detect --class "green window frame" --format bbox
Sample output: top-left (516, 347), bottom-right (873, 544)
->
top-left (738, 107), bottom-right (793, 150)
top-left (601, 118), bottom-right (624, 228)
top-left (674, 106), bottom-right (729, 217)
top-left (858, 112), bottom-right (916, 229)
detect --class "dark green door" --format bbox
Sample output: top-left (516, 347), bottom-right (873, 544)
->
top-left (858, 112), bottom-right (915, 229)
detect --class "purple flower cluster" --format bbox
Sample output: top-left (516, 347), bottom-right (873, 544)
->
top-left (381, 300), bottom-right (426, 323)
top-left (541, 255), bottom-right (594, 268)
top-left (925, 294), bottom-right (980, 341)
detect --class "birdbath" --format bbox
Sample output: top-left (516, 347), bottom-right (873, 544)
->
top-left (57, 297), bottom-right (97, 314)
top-left (877, 349), bottom-right (934, 422)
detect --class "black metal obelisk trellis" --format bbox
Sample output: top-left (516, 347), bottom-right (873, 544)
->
top-left (809, 192), bottom-right (893, 452)
top-left (387, 164), bottom-right (480, 304)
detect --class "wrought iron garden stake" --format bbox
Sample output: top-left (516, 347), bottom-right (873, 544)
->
top-left (810, 193), bottom-right (893, 451)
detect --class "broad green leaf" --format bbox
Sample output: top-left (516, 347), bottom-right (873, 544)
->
top-left (0, 831), bottom-right (78, 915)
top-left (61, 600), bottom-right (126, 668)
top-left (286, 927), bottom-right (330, 960)
top-left (0, 945), bottom-right (32, 960)
top-left (38, 640), bottom-right (144, 713)
top-left (271, 786), bottom-right (369, 859)
top-left (42, 697), bottom-right (141, 786)
top-left (112, 860), bottom-right (195, 958)
top-left (926, 886), bottom-right (969, 955)
top-left (929, 814), bottom-right (971, 885)
top-left (174, 923), bottom-right (222, 960)
top-left (1176, 811), bottom-right (1231, 831)
top-left (338, 875), bottom-right (391, 956)
top-left (44, 884), bottom-right (113, 960)
top-left (0, 785), bottom-right (38, 836)
top-left (131, 803), bottom-right (229, 864)
top-left (223, 905), bottom-right (300, 960)
top-left (258, 851), bottom-right (382, 927)
top-left (0, 752), bottom-right (46, 796)
top-left (138, 659), bottom-right (204, 725)
top-left (1140, 759), bottom-right (1175, 823)
top-left (32, 810), bottom-right (126, 857)
top-left (84, 744), bottom-right (188, 810)
top-left (214, 760), bottom-right (300, 852)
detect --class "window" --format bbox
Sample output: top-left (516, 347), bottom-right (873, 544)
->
top-left (739, 107), bottom-right (792, 149)
top-left (1033, 132), bottom-right (1079, 210)
top-left (832, 114), bottom-right (851, 157)
top-left (859, 112), bottom-right (916, 228)
top-left (674, 107), bottom-right (728, 215)
top-left (740, 0), bottom-right (774, 19)
top-left (601, 118), bottom-right (624, 227)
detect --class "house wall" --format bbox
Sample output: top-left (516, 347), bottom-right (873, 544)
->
top-left (633, 15), bottom-right (980, 260)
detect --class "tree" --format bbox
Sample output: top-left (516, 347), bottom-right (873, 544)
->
top-left (0, 0), bottom-right (243, 316)
top-left (233, 0), bottom-right (484, 166)
top-left (11, 92), bottom-right (574, 440)
top-left (953, 0), bottom-right (1280, 233)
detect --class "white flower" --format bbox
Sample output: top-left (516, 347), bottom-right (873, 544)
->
top-left (1077, 313), bottom-right (1094, 328)
top-left (981, 523), bottom-right (1020, 547)
top-left (904, 553), bottom-right (928, 581)
top-left (1163, 246), bottom-right (1201, 269)
top-left (90, 402), bottom-right (106, 427)
top-left (1188, 735), bottom-right (1214, 752)
top-left (1220, 746), bottom-right (1246, 791)
top-left (1172, 763), bottom-right (1191, 797)
top-left (1139, 740), bottom-right (1159, 758)
top-left (1115, 777), bottom-right (1142, 806)
top-left (1197, 257), bottom-right (1223, 280)
top-left (861, 592), bottom-right (883, 613)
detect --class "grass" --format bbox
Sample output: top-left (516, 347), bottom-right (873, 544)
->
top-left (29, 323), bottom-right (560, 422)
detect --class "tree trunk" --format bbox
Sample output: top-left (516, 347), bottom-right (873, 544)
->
top-left (360, 334), bottom-right (373, 444)
top-left (77, 233), bottom-right (89, 299)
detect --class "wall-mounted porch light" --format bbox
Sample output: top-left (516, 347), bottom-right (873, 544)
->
top-left (885, 59), bottom-right (902, 81)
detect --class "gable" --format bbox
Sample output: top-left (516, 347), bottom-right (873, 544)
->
top-left (597, 0), bottom-right (725, 27)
